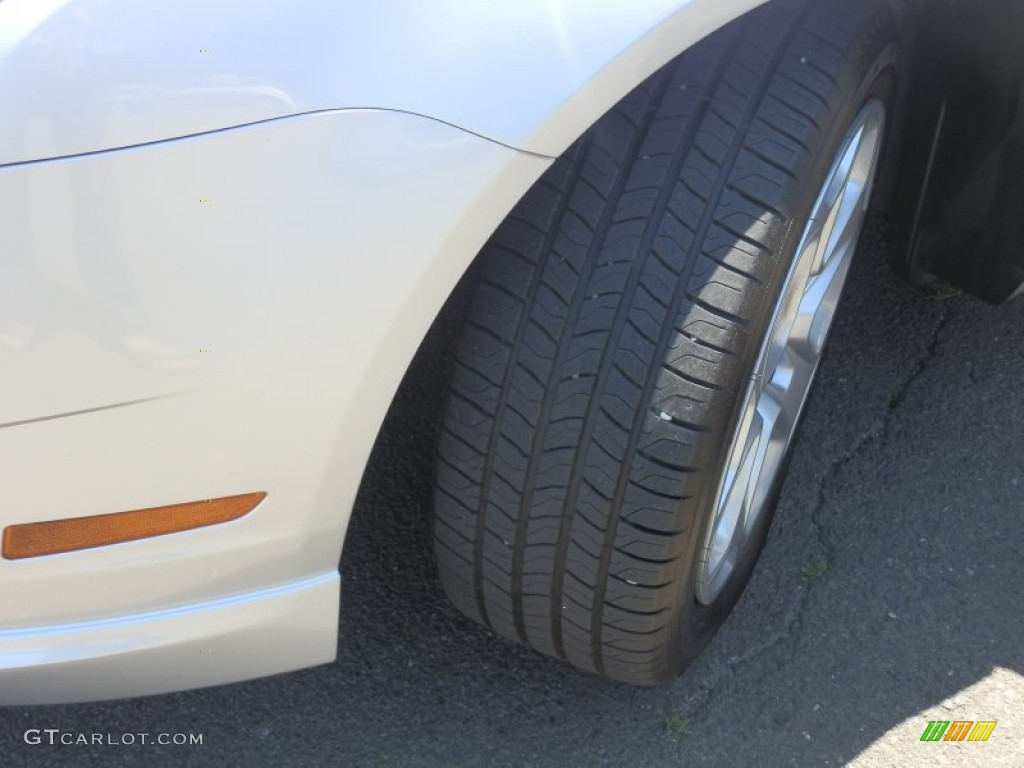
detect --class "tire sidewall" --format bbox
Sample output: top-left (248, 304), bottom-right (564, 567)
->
top-left (666, 34), bottom-right (900, 675)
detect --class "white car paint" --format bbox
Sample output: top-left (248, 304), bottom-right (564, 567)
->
top-left (0, 109), bottom-right (548, 704)
top-left (0, 0), bottom-right (765, 164)
top-left (0, 0), bottom-right (764, 703)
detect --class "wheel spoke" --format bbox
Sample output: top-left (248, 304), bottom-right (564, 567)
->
top-left (708, 393), bottom-right (761, 568)
top-left (744, 391), bottom-right (782, 528)
top-left (791, 240), bottom-right (849, 360)
top-left (823, 180), bottom-right (866, 266)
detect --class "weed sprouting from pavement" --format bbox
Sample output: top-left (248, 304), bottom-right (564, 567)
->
top-left (662, 709), bottom-right (693, 739)
top-left (801, 560), bottom-right (830, 579)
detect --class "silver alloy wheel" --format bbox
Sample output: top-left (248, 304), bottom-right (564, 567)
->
top-left (695, 99), bottom-right (886, 605)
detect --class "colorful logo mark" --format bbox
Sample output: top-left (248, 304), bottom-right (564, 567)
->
top-left (920, 720), bottom-right (997, 742)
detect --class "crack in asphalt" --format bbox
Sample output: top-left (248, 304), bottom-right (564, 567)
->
top-left (807, 301), bottom-right (955, 567)
top-left (887, 307), bottom-right (956, 415)
top-left (788, 302), bottom-right (956, 653)
top-left (678, 300), bottom-right (958, 726)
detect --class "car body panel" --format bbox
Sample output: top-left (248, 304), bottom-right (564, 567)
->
top-left (0, 0), bottom-right (765, 165)
top-left (0, 574), bottom-right (339, 706)
top-left (0, 108), bottom-right (549, 703)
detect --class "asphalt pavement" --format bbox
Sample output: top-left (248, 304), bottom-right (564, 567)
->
top-left (2, 217), bottom-right (1022, 767)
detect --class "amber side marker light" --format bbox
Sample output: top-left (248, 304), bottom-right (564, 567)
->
top-left (2, 492), bottom-right (266, 560)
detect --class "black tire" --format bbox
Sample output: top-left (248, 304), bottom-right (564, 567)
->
top-left (434, 0), bottom-right (896, 684)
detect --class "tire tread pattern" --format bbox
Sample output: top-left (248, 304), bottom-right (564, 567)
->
top-left (435, 0), bottom-right (892, 683)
